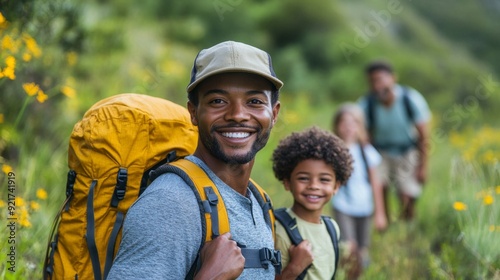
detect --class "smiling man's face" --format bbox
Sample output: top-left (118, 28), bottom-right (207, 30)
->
top-left (188, 72), bottom-right (280, 165)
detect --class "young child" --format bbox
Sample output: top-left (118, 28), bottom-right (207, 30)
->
top-left (331, 103), bottom-right (387, 277)
top-left (272, 126), bottom-right (353, 280)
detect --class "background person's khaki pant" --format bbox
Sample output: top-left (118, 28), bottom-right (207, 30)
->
top-left (377, 149), bottom-right (422, 198)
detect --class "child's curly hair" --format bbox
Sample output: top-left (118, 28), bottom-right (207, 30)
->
top-left (272, 126), bottom-right (353, 185)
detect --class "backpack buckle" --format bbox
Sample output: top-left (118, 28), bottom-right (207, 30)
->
top-left (65, 170), bottom-right (77, 211)
top-left (204, 187), bottom-right (218, 206)
top-left (111, 168), bottom-right (128, 207)
top-left (259, 248), bottom-right (282, 274)
top-left (66, 170), bottom-right (76, 198)
top-left (115, 168), bottom-right (128, 200)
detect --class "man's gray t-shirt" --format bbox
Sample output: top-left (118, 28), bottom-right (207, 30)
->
top-left (107, 155), bottom-right (275, 279)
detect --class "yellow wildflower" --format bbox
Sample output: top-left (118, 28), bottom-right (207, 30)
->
top-left (482, 150), bottom-right (496, 163)
top-left (15, 197), bottom-right (25, 207)
top-left (0, 113), bottom-right (3, 123)
top-left (36, 188), bottom-right (48, 200)
top-left (23, 82), bottom-right (40, 96)
top-left (453, 201), bottom-right (467, 211)
top-left (22, 52), bottom-right (32, 62)
top-left (1, 35), bottom-right (15, 51)
top-left (23, 33), bottom-right (42, 57)
top-left (61, 85), bottom-right (76, 98)
top-left (30, 201), bottom-right (40, 211)
top-left (36, 89), bottom-right (48, 103)
top-left (3, 66), bottom-right (15, 80)
top-left (5, 55), bottom-right (16, 67)
top-left (66, 51), bottom-right (78, 66)
top-left (0, 21), bottom-right (8, 30)
top-left (0, 12), bottom-right (6, 24)
top-left (490, 225), bottom-right (496, 232)
top-left (496, 186), bottom-right (500, 195)
top-left (20, 219), bottom-right (32, 228)
top-left (483, 194), bottom-right (494, 205)
top-left (0, 200), bottom-right (5, 208)
top-left (19, 208), bottom-right (31, 228)
top-left (2, 164), bottom-right (13, 174)
top-left (449, 131), bottom-right (467, 149)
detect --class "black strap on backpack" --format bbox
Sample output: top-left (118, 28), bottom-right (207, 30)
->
top-left (103, 152), bottom-right (180, 280)
top-left (44, 170), bottom-right (76, 280)
top-left (359, 143), bottom-right (370, 184)
top-left (86, 180), bottom-right (102, 280)
top-left (150, 163), bottom-right (208, 280)
top-left (248, 182), bottom-right (275, 236)
top-left (323, 216), bottom-right (340, 280)
top-left (274, 208), bottom-right (339, 280)
top-left (366, 86), bottom-right (415, 136)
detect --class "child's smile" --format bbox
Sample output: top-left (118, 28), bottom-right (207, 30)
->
top-left (285, 159), bottom-right (341, 223)
top-left (302, 194), bottom-right (325, 204)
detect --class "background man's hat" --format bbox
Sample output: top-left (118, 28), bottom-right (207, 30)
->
top-left (187, 41), bottom-right (283, 92)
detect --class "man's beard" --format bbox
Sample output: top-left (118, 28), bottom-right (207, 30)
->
top-left (199, 124), bottom-right (271, 164)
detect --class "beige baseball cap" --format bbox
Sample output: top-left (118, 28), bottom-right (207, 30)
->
top-left (187, 41), bottom-right (283, 93)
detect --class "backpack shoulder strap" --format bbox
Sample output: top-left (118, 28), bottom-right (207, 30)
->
top-left (365, 94), bottom-right (376, 136)
top-left (359, 142), bottom-right (371, 184)
top-left (401, 86), bottom-right (416, 123)
top-left (367, 87), bottom-right (416, 133)
top-left (153, 158), bottom-right (230, 242)
top-left (322, 216), bottom-right (340, 280)
top-left (273, 208), bottom-right (303, 246)
top-left (274, 208), bottom-right (309, 279)
top-left (151, 160), bottom-right (281, 276)
top-left (150, 158), bottom-right (230, 279)
top-left (249, 179), bottom-right (276, 240)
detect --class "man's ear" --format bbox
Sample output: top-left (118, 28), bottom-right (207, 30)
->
top-left (271, 101), bottom-right (280, 126)
top-left (187, 101), bottom-right (198, 126)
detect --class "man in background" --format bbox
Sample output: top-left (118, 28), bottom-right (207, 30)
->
top-left (358, 61), bottom-right (431, 222)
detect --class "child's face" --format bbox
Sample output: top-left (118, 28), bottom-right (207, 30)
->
top-left (337, 113), bottom-right (359, 143)
top-left (284, 159), bottom-right (340, 212)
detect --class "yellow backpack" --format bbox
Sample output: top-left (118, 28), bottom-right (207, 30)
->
top-left (43, 93), bottom-right (276, 280)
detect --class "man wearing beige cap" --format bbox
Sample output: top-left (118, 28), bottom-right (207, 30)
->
top-left (108, 41), bottom-right (282, 279)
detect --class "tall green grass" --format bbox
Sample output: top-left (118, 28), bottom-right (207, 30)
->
top-left (448, 159), bottom-right (500, 274)
top-left (1, 137), bottom-right (68, 279)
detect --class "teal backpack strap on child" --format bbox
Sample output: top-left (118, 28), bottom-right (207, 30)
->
top-left (274, 208), bottom-right (339, 280)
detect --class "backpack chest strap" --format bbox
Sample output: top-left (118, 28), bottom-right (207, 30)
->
top-left (241, 247), bottom-right (282, 274)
